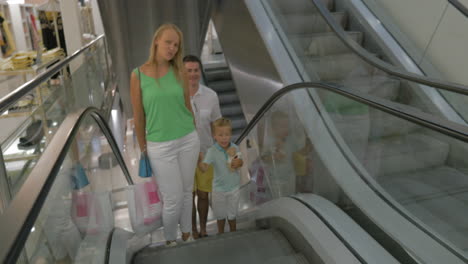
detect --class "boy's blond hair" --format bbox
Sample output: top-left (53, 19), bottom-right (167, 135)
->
top-left (212, 117), bottom-right (232, 133)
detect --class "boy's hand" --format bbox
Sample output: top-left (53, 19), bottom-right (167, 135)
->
top-left (198, 152), bottom-right (204, 163)
top-left (199, 162), bottom-right (209, 172)
top-left (231, 158), bottom-right (243, 169)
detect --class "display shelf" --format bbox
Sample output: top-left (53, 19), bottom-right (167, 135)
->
top-left (1, 85), bottom-right (63, 158)
top-left (0, 3), bottom-right (15, 57)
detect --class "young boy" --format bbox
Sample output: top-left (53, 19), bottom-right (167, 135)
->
top-left (198, 117), bottom-right (243, 233)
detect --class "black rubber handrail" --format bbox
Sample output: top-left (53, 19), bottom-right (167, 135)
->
top-left (236, 82), bottom-right (468, 145)
top-left (0, 107), bottom-right (133, 263)
top-left (0, 35), bottom-right (105, 114)
top-left (302, 0), bottom-right (468, 96)
top-left (449, 0), bottom-right (468, 18)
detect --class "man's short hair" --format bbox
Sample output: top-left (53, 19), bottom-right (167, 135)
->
top-left (183, 55), bottom-right (204, 73)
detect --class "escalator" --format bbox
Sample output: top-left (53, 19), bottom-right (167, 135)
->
top-left (209, 0), bottom-right (468, 262)
top-left (2, 1), bottom-right (468, 263)
top-left (0, 103), bottom-right (399, 264)
top-left (2, 79), bottom-right (468, 263)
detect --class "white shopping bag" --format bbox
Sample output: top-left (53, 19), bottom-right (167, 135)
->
top-left (249, 159), bottom-right (272, 205)
top-left (71, 191), bottom-right (114, 236)
top-left (126, 177), bottom-right (163, 236)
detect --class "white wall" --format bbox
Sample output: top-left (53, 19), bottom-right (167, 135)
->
top-left (9, 4), bottom-right (26, 51)
top-left (60, 0), bottom-right (83, 73)
top-left (90, 0), bottom-right (104, 35)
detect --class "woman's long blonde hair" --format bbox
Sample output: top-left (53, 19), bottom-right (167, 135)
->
top-left (146, 23), bottom-right (185, 82)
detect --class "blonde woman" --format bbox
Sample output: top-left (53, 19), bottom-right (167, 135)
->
top-left (130, 23), bottom-right (200, 246)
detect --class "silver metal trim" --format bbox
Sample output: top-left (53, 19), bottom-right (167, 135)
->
top-left (0, 35), bottom-right (106, 114)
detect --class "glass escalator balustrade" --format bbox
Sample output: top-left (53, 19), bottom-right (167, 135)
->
top-left (314, 87), bottom-right (468, 258)
top-left (0, 37), bottom-right (112, 205)
top-left (14, 113), bottom-right (129, 264)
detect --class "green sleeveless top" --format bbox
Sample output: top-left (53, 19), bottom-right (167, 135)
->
top-left (135, 67), bottom-right (195, 142)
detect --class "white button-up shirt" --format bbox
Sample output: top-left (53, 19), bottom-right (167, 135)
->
top-left (190, 84), bottom-right (222, 154)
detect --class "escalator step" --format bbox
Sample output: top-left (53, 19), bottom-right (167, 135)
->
top-left (205, 67), bottom-right (231, 82)
top-left (218, 91), bottom-right (240, 105)
top-left (221, 104), bottom-right (244, 117)
top-left (279, 12), bottom-right (347, 35)
top-left (134, 229), bottom-right (296, 264)
top-left (270, 0), bottom-right (332, 15)
top-left (288, 31), bottom-right (363, 57)
top-left (210, 79), bottom-right (235, 93)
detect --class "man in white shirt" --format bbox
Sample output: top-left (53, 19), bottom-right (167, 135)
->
top-left (184, 55), bottom-right (222, 238)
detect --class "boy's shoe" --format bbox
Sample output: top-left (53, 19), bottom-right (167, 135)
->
top-left (181, 235), bottom-right (195, 243)
top-left (165, 241), bottom-right (178, 247)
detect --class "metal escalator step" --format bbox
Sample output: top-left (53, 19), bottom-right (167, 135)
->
top-left (289, 31), bottom-right (363, 56)
top-left (231, 117), bottom-right (247, 130)
top-left (269, 0), bottom-right (332, 15)
top-left (221, 104), bottom-right (243, 117)
top-left (209, 79), bottom-right (235, 93)
top-left (263, 253), bottom-right (310, 264)
top-left (280, 12), bottom-right (347, 35)
top-left (205, 67), bottom-right (231, 82)
top-left (364, 132), bottom-right (449, 177)
top-left (218, 91), bottom-right (240, 105)
top-left (380, 166), bottom-right (468, 203)
top-left (328, 76), bottom-right (401, 101)
top-left (301, 53), bottom-right (378, 81)
top-left (368, 107), bottom-right (419, 139)
top-left (134, 229), bottom-right (295, 264)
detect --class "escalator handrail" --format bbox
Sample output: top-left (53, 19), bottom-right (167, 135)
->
top-left (288, 0), bottom-right (468, 96)
top-left (0, 34), bottom-right (106, 114)
top-left (0, 107), bottom-right (133, 263)
top-left (236, 81), bottom-right (468, 145)
top-left (449, 0), bottom-right (468, 18)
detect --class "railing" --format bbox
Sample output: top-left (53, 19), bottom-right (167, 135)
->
top-left (449, 0), bottom-right (468, 17)
top-left (0, 35), bottom-right (113, 211)
top-left (0, 107), bottom-right (133, 263)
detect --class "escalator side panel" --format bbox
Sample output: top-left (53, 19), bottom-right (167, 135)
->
top-left (211, 0), bottom-right (285, 121)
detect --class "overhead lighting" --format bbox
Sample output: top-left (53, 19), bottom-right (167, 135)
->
top-left (6, 0), bottom-right (25, 4)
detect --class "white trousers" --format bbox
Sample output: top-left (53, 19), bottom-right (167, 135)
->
top-left (147, 131), bottom-right (200, 241)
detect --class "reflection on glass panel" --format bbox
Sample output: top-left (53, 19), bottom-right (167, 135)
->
top-left (1, 80), bottom-right (68, 197)
top-left (0, 37), bottom-right (112, 203)
top-left (242, 85), bottom-right (467, 257)
top-left (16, 114), bottom-right (128, 263)
top-left (264, 0), bottom-right (468, 126)
top-left (316, 88), bottom-right (468, 257)
top-left (244, 92), bottom-right (312, 205)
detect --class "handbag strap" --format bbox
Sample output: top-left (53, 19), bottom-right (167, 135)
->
top-left (138, 67), bottom-right (141, 89)
top-left (137, 67), bottom-right (148, 154)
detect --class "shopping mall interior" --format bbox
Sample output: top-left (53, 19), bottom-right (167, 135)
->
top-left (0, 0), bottom-right (468, 263)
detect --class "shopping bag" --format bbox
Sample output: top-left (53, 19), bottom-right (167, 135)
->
top-left (71, 191), bottom-right (114, 236)
top-left (127, 177), bottom-right (162, 236)
top-left (138, 153), bottom-right (152, 178)
top-left (249, 159), bottom-right (271, 205)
